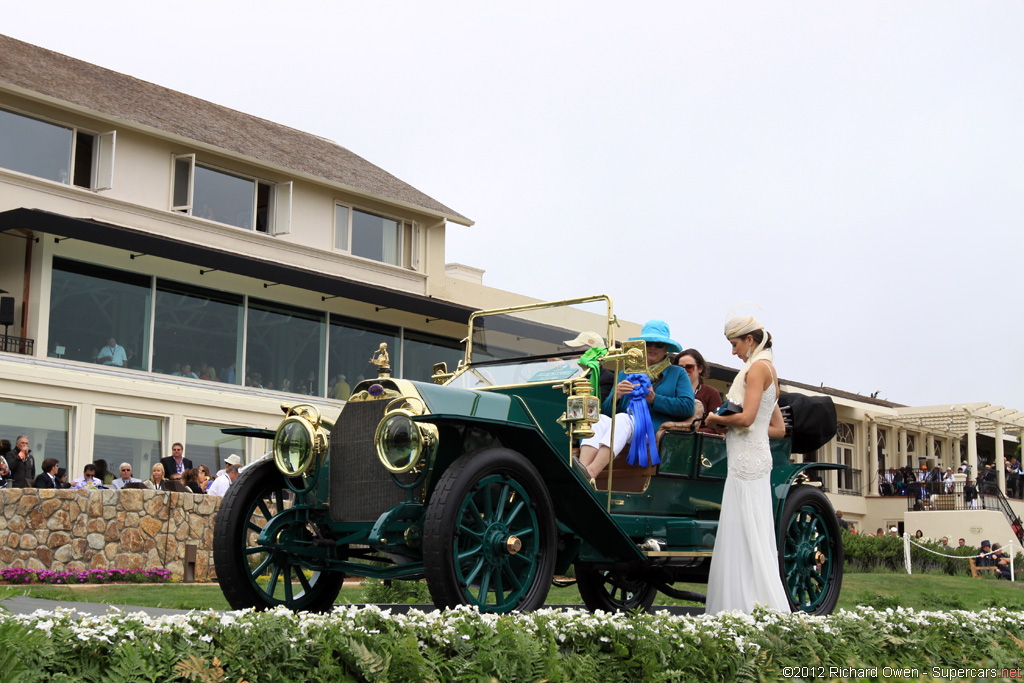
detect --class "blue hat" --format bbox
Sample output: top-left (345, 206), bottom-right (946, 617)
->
top-left (629, 320), bottom-right (682, 354)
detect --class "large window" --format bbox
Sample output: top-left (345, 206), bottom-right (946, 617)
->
top-left (172, 155), bottom-right (291, 234)
top-left (335, 205), bottom-right (419, 269)
top-left (48, 258), bottom-right (152, 369)
top-left (246, 299), bottom-right (325, 394)
top-left (185, 422), bottom-right (247, 474)
top-left (402, 330), bottom-right (463, 383)
top-left (0, 108), bottom-right (114, 189)
top-left (0, 400), bottom-right (70, 478)
top-left (328, 315), bottom-right (400, 398)
top-left (153, 280), bottom-right (243, 383)
top-left (93, 412), bottom-right (163, 484)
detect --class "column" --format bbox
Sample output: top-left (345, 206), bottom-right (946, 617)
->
top-left (967, 416), bottom-right (978, 480)
top-left (869, 422), bottom-right (879, 495)
top-left (953, 437), bottom-right (961, 467)
top-left (995, 423), bottom-right (1005, 494)
top-left (899, 429), bottom-right (908, 468)
top-left (926, 433), bottom-right (935, 467)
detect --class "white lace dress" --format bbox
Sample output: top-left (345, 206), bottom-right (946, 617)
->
top-left (704, 381), bottom-right (791, 614)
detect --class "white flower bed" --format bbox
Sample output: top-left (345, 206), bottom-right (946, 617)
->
top-left (2, 605), bottom-right (1022, 682)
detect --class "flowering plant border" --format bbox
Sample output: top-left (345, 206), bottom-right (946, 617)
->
top-left (0, 605), bottom-right (1021, 682)
top-left (0, 567), bottom-right (171, 585)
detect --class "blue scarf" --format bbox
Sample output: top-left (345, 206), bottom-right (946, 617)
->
top-left (625, 373), bottom-right (660, 467)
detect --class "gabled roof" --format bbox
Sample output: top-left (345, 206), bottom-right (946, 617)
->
top-left (0, 34), bottom-right (471, 226)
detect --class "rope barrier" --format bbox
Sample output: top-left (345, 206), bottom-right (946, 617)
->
top-left (902, 534), bottom-right (1015, 581)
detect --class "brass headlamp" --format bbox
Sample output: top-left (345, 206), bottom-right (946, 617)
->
top-left (273, 403), bottom-right (332, 477)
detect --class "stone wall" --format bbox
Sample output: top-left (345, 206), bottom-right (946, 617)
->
top-left (0, 488), bottom-right (222, 580)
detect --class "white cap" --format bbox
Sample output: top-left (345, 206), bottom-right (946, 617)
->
top-left (224, 454), bottom-right (241, 466)
top-left (563, 331), bottom-right (605, 348)
top-left (890, 526), bottom-right (898, 532)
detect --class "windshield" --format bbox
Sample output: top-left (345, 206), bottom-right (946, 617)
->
top-left (446, 296), bottom-right (612, 389)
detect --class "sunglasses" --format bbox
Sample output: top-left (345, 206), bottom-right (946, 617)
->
top-left (679, 363), bottom-right (698, 372)
top-left (649, 343), bottom-right (666, 349)
top-left (120, 468), bottom-right (131, 472)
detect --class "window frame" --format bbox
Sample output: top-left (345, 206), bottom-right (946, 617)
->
top-left (0, 105), bottom-right (115, 191)
top-left (333, 202), bottom-right (422, 270)
top-left (170, 154), bottom-right (291, 234)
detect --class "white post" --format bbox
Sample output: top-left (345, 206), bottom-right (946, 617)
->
top-left (1010, 540), bottom-right (1015, 582)
top-left (869, 421), bottom-right (879, 496)
top-left (995, 424), bottom-right (1006, 494)
top-left (900, 429), bottom-right (909, 468)
top-left (926, 433), bottom-right (935, 467)
top-left (904, 533), bottom-right (912, 574)
top-left (968, 416), bottom-right (979, 481)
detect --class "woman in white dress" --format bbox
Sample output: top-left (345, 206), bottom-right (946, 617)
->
top-left (703, 315), bottom-right (790, 614)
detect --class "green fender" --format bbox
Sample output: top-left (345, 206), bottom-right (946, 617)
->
top-left (771, 462), bottom-right (848, 538)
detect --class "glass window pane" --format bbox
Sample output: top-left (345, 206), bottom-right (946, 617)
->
top-left (328, 314), bottom-right (400, 398)
top-left (352, 209), bottom-right (400, 265)
top-left (173, 157), bottom-right (192, 208)
top-left (246, 299), bottom-right (325, 394)
top-left (48, 258), bottom-right (151, 369)
top-left (402, 330), bottom-right (463, 383)
top-left (185, 422), bottom-right (247, 475)
top-left (334, 205), bottom-right (349, 250)
top-left (153, 280), bottom-right (243, 384)
top-left (0, 400), bottom-right (70, 482)
top-left (193, 164), bottom-right (254, 230)
top-left (0, 108), bottom-right (73, 183)
top-left (93, 412), bottom-right (163, 485)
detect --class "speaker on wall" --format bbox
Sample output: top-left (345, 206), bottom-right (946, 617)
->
top-left (0, 297), bottom-right (14, 328)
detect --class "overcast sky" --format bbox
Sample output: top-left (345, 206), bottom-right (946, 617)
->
top-left (7, 2), bottom-right (1023, 412)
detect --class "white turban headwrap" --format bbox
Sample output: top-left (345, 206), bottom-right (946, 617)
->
top-left (725, 316), bottom-right (773, 405)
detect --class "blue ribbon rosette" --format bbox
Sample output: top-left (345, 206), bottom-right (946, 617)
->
top-left (625, 373), bottom-right (660, 467)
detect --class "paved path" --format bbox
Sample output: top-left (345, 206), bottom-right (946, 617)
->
top-left (1, 597), bottom-right (703, 618)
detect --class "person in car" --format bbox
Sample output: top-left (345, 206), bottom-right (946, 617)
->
top-left (674, 348), bottom-right (722, 432)
top-left (577, 320), bottom-right (694, 479)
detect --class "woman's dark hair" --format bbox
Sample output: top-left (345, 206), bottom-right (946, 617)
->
top-left (746, 329), bottom-right (773, 349)
top-left (675, 348), bottom-right (710, 379)
top-left (183, 468), bottom-right (198, 484)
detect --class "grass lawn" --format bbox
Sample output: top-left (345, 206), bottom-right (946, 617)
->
top-left (2, 570), bottom-right (1023, 612)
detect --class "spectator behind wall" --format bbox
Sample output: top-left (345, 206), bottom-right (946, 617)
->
top-left (6, 435), bottom-right (35, 487)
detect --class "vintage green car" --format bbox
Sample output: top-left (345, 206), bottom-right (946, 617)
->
top-left (213, 295), bottom-right (844, 614)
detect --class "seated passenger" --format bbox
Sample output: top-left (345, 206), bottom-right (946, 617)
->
top-left (578, 320), bottom-right (694, 479)
top-left (674, 348), bottom-right (722, 433)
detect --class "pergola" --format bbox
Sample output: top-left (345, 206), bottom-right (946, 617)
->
top-left (867, 403), bottom-right (1024, 494)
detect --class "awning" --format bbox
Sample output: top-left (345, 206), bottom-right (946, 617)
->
top-left (869, 403), bottom-right (1024, 437)
top-left (0, 207), bottom-right (475, 324)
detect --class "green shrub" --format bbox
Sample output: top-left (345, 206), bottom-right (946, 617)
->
top-left (360, 578), bottom-right (432, 604)
top-left (842, 531), bottom-right (1024, 576)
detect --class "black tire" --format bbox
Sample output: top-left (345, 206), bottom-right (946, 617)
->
top-left (213, 459), bottom-right (344, 611)
top-left (423, 448), bottom-right (556, 612)
top-left (576, 563), bottom-right (658, 613)
top-left (778, 485), bottom-right (844, 615)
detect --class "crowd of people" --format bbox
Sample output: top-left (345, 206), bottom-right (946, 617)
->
top-left (0, 437), bottom-right (241, 498)
top-left (878, 457), bottom-right (1023, 505)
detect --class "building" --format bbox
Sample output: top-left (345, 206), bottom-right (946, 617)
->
top-left (0, 33), bottom-right (587, 481)
top-left (1, 34), bottom-right (1021, 548)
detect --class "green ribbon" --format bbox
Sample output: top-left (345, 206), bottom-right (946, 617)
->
top-left (577, 346), bottom-right (608, 398)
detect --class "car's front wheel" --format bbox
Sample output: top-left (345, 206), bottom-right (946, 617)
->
top-left (213, 459), bottom-right (344, 611)
top-left (422, 448), bottom-right (556, 612)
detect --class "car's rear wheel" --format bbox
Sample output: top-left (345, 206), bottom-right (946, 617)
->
top-left (778, 485), bottom-right (843, 614)
top-left (423, 448), bottom-right (556, 612)
top-left (576, 564), bottom-right (658, 613)
top-left (214, 459), bottom-right (344, 611)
